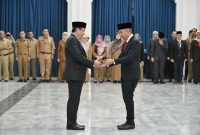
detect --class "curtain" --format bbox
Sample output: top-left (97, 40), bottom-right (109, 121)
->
top-left (134, 0), bottom-right (176, 50)
top-left (0, 0), bottom-right (68, 76)
top-left (92, 0), bottom-right (132, 42)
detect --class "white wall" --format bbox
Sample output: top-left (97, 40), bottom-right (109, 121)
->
top-left (175, 0), bottom-right (200, 39)
top-left (67, 0), bottom-right (93, 38)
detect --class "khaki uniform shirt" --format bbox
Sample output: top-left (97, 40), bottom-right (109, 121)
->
top-left (38, 36), bottom-right (55, 55)
top-left (7, 38), bottom-right (15, 53)
top-left (28, 38), bottom-right (38, 59)
top-left (15, 39), bottom-right (30, 57)
top-left (58, 40), bottom-right (65, 60)
top-left (186, 36), bottom-right (195, 58)
top-left (0, 38), bottom-right (9, 55)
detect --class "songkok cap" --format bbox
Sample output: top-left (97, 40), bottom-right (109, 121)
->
top-left (72, 21), bottom-right (87, 29)
top-left (117, 23), bottom-right (132, 30)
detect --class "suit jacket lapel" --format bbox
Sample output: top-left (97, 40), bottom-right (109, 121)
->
top-left (122, 36), bottom-right (134, 56)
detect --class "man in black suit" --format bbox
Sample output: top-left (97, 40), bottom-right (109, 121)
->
top-left (165, 31), bottom-right (176, 82)
top-left (170, 31), bottom-right (188, 84)
top-left (105, 23), bottom-right (141, 130)
top-left (151, 32), bottom-right (168, 84)
top-left (190, 31), bottom-right (200, 84)
top-left (147, 31), bottom-right (159, 82)
top-left (63, 21), bottom-right (102, 130)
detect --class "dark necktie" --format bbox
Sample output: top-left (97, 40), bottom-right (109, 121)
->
top-left (121, 42), bottom-right (128, 52)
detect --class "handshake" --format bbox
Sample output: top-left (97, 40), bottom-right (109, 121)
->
top-left (93, 59), bottom-right (115, 68)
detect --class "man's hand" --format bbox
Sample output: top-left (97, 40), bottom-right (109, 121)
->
top-left (190, 59), bottom-right (193, 63)
top-left (28, 57), bottom-right (31, 61)
top-left (0, 47), bottom-right (8, 51)
top-left (167, 57), bottom-right (170, 60)
top-left (104, 59), bottom-right (114, 66)
top-left (57, 59), bottom-right (60, 63)
top-left (170, 59), bottom-right (174, 63)
top-left (93, 60), bottom-right (103, 68)
top-left (16, 57), bottom-right (18, 61)
top-left (151, 57), bottom-right (154, 62)
top-left (140, 61), bottom-right (144, 67)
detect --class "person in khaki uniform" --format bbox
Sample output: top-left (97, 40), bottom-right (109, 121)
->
top-left (110, 33), bottom-right (123, 83)
top-left (5, 32), bottom-right (15, 80)
top-left (0, 31), bottom-right (9, 82)
top-left (81, 34), bottom-right (91, 82)
top-left (104, 35), bottom-right (112, 81)
top-left (15, 31), bottom-right (30, 82)
top-left (37, 28), bottom-right (55, 83)
top-left (186, 28), bottom-right (197, 82)
top-left (57, 32), bottom-right (68, 82)
top-left (27, 31), bottom-right (38, 80)
top-left (92, 35), bottom-right (106, 83)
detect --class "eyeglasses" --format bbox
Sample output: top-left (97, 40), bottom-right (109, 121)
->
top-left (80, 28), bottom-right (85, 32)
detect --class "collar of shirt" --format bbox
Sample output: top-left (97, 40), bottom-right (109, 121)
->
top-left (126, 34), bottom-right (133, 43)
top-left (177, 40), bottom-right (181, 43)
top-left (43, 36), bottom-right (50, 39)
top-left (29, 38), bottom-right (34, 41)
top-left (72, 33), bottom-right (80, 41)
top-left (20, 38), bottom-right (26, 41)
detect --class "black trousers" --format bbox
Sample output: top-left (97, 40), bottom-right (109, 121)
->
top-left (121, 79), bottom-right (138, 124)
top-left (174, 60), bottom-right (184, 82)
top-left (184, 61), bottom-right (188, 79)
top-left (165, 60), bottom-right (174, 80)
top-left (193, 61), bottom-right (200, 83)
top-left (67, 80), bottom-right (83, 126)
top-left (154, 59), bottom-right (165, 80)
top-left (150, 61), bottom-right (154, 80)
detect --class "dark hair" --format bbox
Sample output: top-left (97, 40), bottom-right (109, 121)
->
top-left (176, 31), bottom-right (182, 35)
top-left (192, 28), bottom-right (197, 32)
top-left (159, 32), bottom-right (165, 38)
top-left (72, 27), bottom-right (82, 33)
top-left (189, 30), bottom-right (192, 34)
top-left (43, 28), bottom-right (48, 31)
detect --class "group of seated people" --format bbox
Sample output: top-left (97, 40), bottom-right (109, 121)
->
top-left (0, 28), bottom-right (200, 84)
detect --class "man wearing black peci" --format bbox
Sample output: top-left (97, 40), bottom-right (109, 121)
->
top-left (63, 21), bottom-right (102, 130)
top-left (105, 23), bottom-right (141, 130)
top-left (170, 31), bottom-right (188, 84)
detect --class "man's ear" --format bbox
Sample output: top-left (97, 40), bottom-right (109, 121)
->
top-left (76, 27), bottom-right (80, 32)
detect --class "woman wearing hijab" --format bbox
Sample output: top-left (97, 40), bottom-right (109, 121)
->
top-left (57, 32), bottom-right (68, 82)
top-left (190, 31), bottom-right (200, 84)
top-left (92, 35), bottom-right (106, 83)
top-left (81, 34), bottom-right (91, 82)
top-left (109, 33), bottom-right (124, 83)
top-left (104, 35), bottom-right (112, 81)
